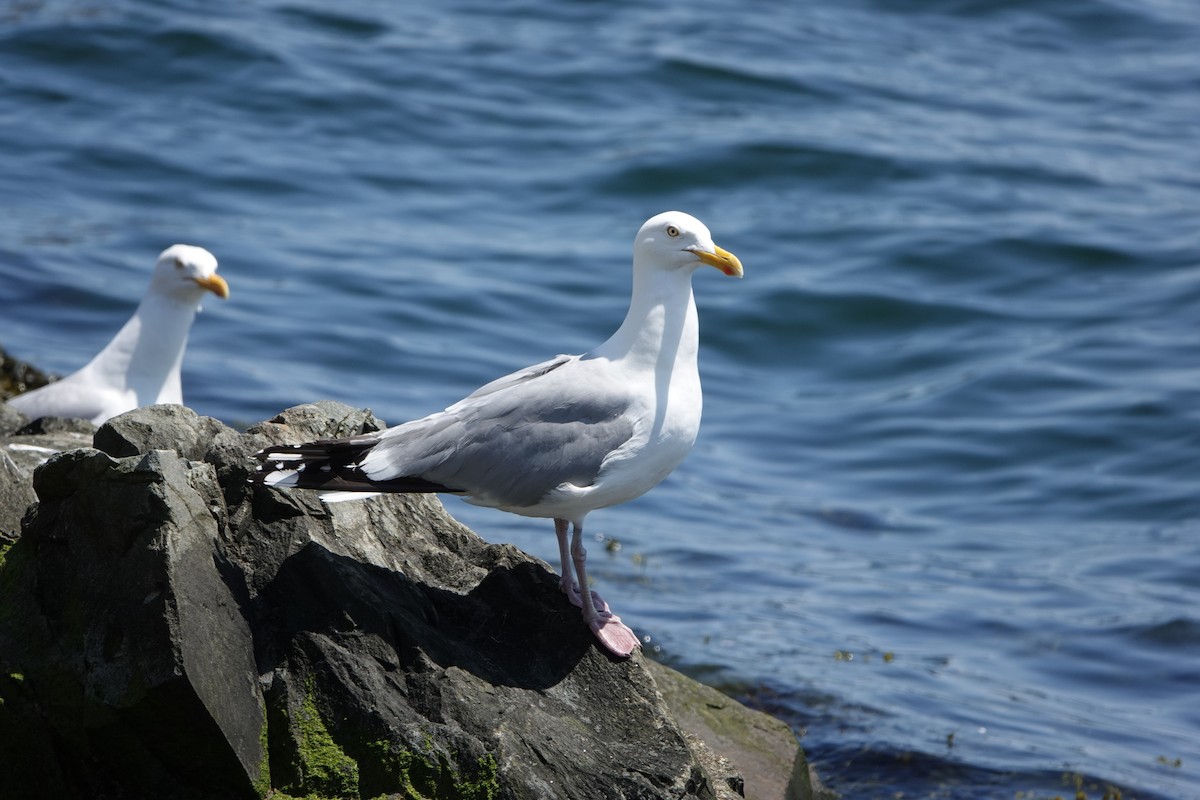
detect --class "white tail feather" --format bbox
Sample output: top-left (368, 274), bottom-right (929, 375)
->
top-left (263, 470), bottom-right (300, 487)
top-left (320, 491), bottom-right (382, 504)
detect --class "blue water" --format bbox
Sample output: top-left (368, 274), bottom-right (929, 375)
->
top-left (3, 1), bottom-right (1198, 797)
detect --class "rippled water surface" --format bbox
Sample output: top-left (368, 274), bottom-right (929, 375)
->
top-left (3, 1), bottom-right (1198, 797)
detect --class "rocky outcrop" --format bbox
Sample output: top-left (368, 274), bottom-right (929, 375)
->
top-left (1, 344), bottom-right (69, 535)
top-left (0, 406), bottom-right (95, 536)
top-left (0, 342), bottom-right (52, 399)
top-left (0, 402), bottom-right (816, 800)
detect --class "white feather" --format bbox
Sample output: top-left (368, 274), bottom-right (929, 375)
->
top-left (6, 443), bottom-right (61, 455)
top-left (320, 491), bottom-right (381, 503)
top-left (263, 470), bottom-right (299, 487)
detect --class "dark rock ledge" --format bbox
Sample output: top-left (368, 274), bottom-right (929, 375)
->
top-left (0, 401), bottom-right (826, 800)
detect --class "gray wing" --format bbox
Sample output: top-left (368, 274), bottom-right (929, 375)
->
top-left (362, 355), bottom-right (637, 508)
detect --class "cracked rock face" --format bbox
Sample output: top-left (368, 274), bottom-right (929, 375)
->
top-left (0, 403), bottom-right (727, 800)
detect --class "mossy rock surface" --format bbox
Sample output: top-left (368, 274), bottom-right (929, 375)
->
top-left (0, 403), bottom-right (814, 800)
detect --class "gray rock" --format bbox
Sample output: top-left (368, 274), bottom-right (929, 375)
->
top-left (0, 403), bottom-right (27, 436)
top-left (14, 414), bottom-right (97, 436)
top-left (0, 426), bottom-right (93, 536)
top-left (646, 660), bottom-right (834, 800)
top-left (0, 403), bottom-right (814, 800)
top-left (246, 399), bottom-right (388, 443)
top-left (94, 402), bottom-right (236, 461)
top-left (2, 446), bottom-right (262, 797)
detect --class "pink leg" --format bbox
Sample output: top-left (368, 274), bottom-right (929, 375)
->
top-left (555, 518), bottom-right (608, 612)
top-left (555, 518), bottom-right (580, 602)
top-left (570, 522), bottom-right (640, 657)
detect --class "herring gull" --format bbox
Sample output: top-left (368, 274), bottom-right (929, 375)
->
top-left (6, 245), bottom-right (229, 425)
top-left (252, 212), bottom-right (742, 656)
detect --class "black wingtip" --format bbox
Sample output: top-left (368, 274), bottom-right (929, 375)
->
top-left (249, 437), bottom-right (458, 495)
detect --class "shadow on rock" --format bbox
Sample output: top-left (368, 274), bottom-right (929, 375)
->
top-left (259, 542), bottom-right (593, 690)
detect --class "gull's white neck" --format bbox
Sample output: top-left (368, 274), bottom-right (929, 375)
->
top-left (592, 262), bottom-right (699, 374)
top-left (85, 291), bottom-right (197, 403)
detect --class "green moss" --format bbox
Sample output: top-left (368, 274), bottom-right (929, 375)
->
top-left (454, 753), bottom-right (500, 800)
top-left (0, 673), bottom-right (28, 711)
top-left (257, 676), bottom-right (499, 800)
top-left (0, 538), bottom-right (29, 637)
top-left (0, 537), bottom-right (22, 613)
top-left (291, 679), bottom-right (359, 799)
top-left (253, 702), bottom-right (272, 799)
top-left (363, 739), bottom-right (499, 800)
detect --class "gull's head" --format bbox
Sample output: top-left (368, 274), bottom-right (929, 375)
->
top-left (634, 211), bottom-right (743, 278)
top-left (151, 244), bottom-right (230, 302)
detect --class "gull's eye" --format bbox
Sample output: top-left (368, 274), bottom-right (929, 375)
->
top-left (665, 225), bottom-right (680, 238)
top-left (173, 257), bottom-right (185, 269)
